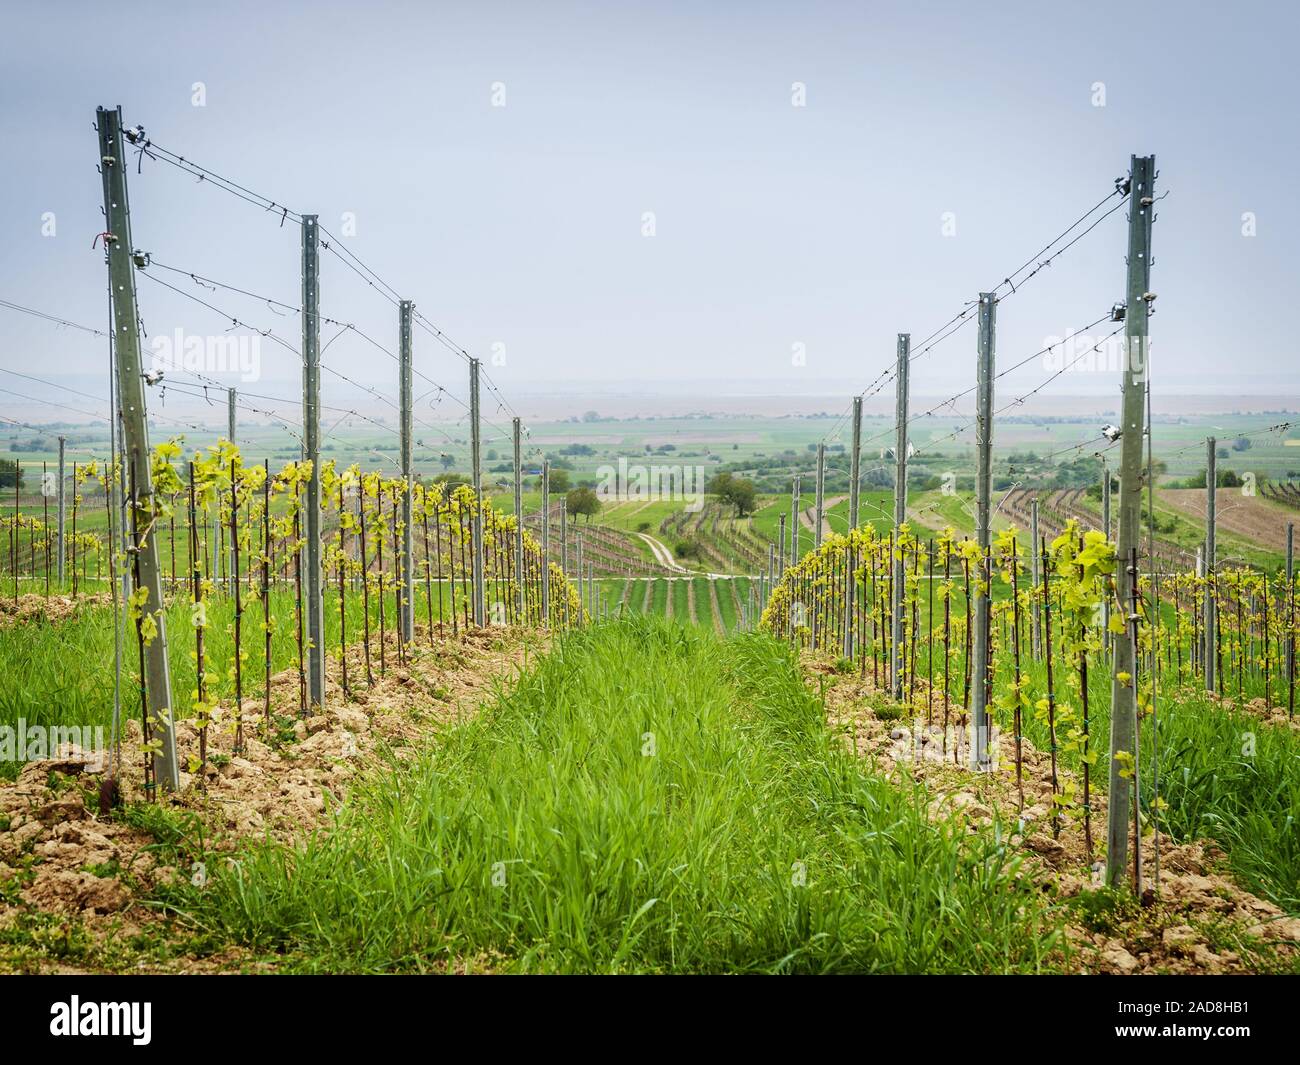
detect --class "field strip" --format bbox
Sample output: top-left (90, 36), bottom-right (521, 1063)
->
top-left (75, 621), bottom-right (1069, 973)
top-left (708, 579), bottom-right (725, 633)
top-left (0, 591), bottom-right (114, 630)
top-left (1159, 488), bottom-right (1294, 553)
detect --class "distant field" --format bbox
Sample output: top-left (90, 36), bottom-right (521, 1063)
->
top-left (6, 409), bottom-right (1298, 578)
top-left (1160, 488), bottom-right (1296, 554)
top-left (584, 576), bottom-right (755, 631)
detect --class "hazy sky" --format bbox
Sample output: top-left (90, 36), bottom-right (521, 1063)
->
top-left (2, 0), bottom-right (1297, 426)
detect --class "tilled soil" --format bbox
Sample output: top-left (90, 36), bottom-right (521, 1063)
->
top-left (1160, 489), bottom-right (1294, 553)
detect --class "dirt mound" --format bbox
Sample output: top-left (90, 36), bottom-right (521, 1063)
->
top-left (0, 592), bottom-right (112, 629)
top-left (1195, 688), bottom-right (1300, 732)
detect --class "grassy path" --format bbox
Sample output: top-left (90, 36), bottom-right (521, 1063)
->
top-left (172, 619), bottom-right (1062, 973)
top-left (652, 578), bottom-right (669, 616)
top-left (671, 578), bottom-right (689, 623)
top-left (709, 578), bottom-right (729, 632)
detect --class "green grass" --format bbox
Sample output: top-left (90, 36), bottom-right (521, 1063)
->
top-left (733, 576), bottom-right (754, 627)
top-left (671, 577), bottom-right (690, 624)
top-left (165, 618), bottom-right (1063, 973)
top-left (1149, 692), bottom-right (1300, 909)
top-left (0, 579), bottom-right (477, 777)
top-left (589, 578), bottom-right (623, 616)
top-left (593, 499), bottom-right (683, 534)
top-left (748, 497), bottom-right (791, 543)
top-left (562, 576), bottom-right (751, 629)
top-left (692, 577), bottom-right (714, 629)
top-left (621, 579), bottom-right (647, 616)
top-left (714, 579), bottom-right (738, 630)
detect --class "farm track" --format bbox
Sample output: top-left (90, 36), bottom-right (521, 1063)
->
top-left (637, 531), bottom-right (687, 573)
top-left (799, 494), bottom-right (847, 539)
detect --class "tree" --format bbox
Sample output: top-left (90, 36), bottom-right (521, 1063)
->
top-left (538, 467), bottom-right (570, 493)
top-left (707, 471), bottom-right (757, 516)
top-left (1184, 467), bottom-right (1243, 490)
top-left (0, 458), bottom-right (22, 489)
top-left (674, 538), bottom-right (701, 559)
top-left (1232, 437), bottom-right (1252, 452)
top-left (728, 479), bottom-right (757, 516)
top-left (566, 486), bottom-right (601, 522)
top-left (439, 452), bottom-right (456, 471)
